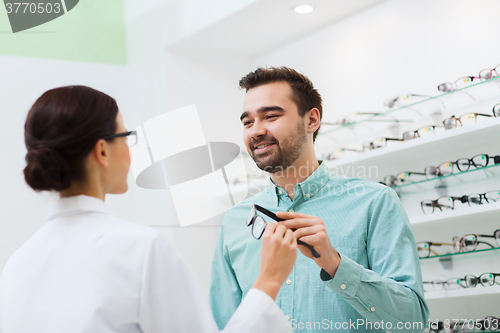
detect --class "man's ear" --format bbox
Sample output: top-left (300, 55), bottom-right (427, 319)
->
top-left (92, 139), bottom-right (109, 167)
top-left (306, 108), bottom-right (321, 134)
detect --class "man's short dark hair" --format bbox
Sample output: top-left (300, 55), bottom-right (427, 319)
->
top-left (239, 66), bottom-right (323, 142)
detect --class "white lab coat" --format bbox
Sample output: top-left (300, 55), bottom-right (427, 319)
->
top-left (0, 195), bottom-right (292, 333)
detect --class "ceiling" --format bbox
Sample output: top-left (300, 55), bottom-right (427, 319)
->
top-left (167, 0), bottom-right (388, 57)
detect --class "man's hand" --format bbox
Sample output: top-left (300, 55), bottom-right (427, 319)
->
top-left (276, 211), bottom-right (341, 278)
top-left (252, 223), bottom-right (297, 300)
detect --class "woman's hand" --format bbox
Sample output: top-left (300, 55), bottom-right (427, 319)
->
top-left (252, 223), bottom-right (297, 300)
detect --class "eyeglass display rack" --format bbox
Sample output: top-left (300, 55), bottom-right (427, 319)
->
top-left (318, 75), bottom-right (500, 138)
top-left (319, 76), bottom-right (500, 322)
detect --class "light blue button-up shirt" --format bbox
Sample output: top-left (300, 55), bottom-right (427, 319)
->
top-left (210, 162), bottom-right (429, 333)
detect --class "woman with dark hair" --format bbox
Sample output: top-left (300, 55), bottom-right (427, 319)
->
top-left (0, 86), bottom-right (296, 333)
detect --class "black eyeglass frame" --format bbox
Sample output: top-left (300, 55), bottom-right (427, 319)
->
top-left (247, 204), bottom-right (321, 258)
top-left (103, 130), bottom-right (138, 147)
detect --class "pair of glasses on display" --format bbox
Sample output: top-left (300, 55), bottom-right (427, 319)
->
top-left (420, 190), bottom-right (500, 215)
top-left (382, 154), bottom-right (500, 187)
top-left (417, 230), bottom-right (500, 258)
top-left (437, 64), bottom-right (500, 92)
top-left (103, 130), bottom-right (138, 147)
top-left (363, 125), bottom-right (444, 150)
top-left (383, 94), bottom-right (430, 108)
top-left (442, 111), bottom-right (498, 130)
top-left (424, 272), bottom-right (500, 290)
top-left (246, 204), bottom-right (321, 258)
top-left (425, 316), bottom-right (499, 333)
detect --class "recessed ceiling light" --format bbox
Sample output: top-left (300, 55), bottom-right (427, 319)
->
top-left (294, 5), bottom-right (314, 14)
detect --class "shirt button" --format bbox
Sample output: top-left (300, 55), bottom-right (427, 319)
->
top-left (340, 283), bottom-right (346, 290)
top-left (286, 279), bottom-right (292, 285)
top-left (370, 307), bottom-right (375, 312)
top-left (275, 199), bottom-right (278, 203)
top-left (289, 209), bottom-right (294, 212)
top-left (278, 190), bottom-right (282, 194)
top-left (285, 315), bottom-right (290, 320)
top-left (306, 193), bottom-right (310, 197)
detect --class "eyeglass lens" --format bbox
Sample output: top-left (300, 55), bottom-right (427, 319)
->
top-left (246, 206), bottom-right (257, 226)
top-left (251, 215), bottom-right (267, 240)
top-left (126, 132), bottom-right (138, 147)
top-left (494, 103), bottom-right (500, 117)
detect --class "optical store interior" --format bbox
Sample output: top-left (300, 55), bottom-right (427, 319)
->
top-left (1, 0), bottom-right (500, 332)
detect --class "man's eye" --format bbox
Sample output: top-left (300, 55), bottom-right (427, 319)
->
top-left (243, 121), bottom-right (252, 126)
top-left (267, 115), bottom-right (278, 120)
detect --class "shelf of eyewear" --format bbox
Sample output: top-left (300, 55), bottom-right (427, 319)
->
top-left (319, 67), bottom-right (500, 137)
top-left (380, 154), bottom-right (500, 194)
top-left (424, 282), bottom-right (500, 301)
top-left (410, 202), bottom-right (500, 227)
top-left (322, 116), bottom-right (500, 175)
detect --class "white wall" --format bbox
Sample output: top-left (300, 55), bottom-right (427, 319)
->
top-left (2, 0), bottom-right (499, 304)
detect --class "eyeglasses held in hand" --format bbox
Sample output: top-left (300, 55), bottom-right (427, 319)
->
top-left (246, 204), bottom-right (320, 258)
top-left (103, 130), bottom-right (138, 147)
top-left (452, 230), bottom-right (500, 253)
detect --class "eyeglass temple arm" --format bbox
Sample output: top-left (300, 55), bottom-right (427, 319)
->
top-left (254, 205), bottom-right (321, 258)
top-left (477, 240), bottom-right (495, 248)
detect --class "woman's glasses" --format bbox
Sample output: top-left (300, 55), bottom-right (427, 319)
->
top-left (103, 130), bottom-right (138, 147)
top-left (246, 204), bottom-right (320, 258)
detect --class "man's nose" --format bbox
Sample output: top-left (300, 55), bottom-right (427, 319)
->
top-left (250, 119), bottom-right (267, 139)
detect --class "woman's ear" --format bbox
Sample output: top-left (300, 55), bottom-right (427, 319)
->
top-left (306, 108), bottom-right (321, 134)
top-left (91, 139), bottom-right (109, 167)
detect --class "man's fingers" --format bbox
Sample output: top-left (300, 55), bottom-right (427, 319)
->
top-left (281, 218), bottom-right (321, 229)
top-left (262, 222), bottom-right (277, 238)
top-left (284, 228), bottom-right (295, 245)
top-left (293, 225), bottom-right (324, 240)
top-left (276, 211), bottom-right (312, 219)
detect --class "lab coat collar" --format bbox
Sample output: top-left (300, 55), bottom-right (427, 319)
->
top-left (47, 195), bottom-right (112, 222)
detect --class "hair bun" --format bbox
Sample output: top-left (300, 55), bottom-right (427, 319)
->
top-left (24, 144), bottom-right (72, 191)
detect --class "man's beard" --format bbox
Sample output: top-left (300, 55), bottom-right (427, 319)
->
top-left (249, 120), bottom-right (307, 174)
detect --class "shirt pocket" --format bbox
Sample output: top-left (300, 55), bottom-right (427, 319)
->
top-left (309, 239), bottom-right (359, 291)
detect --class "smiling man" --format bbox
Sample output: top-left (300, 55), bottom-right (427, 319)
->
top-left (209, 67), bottom-right (429, 333)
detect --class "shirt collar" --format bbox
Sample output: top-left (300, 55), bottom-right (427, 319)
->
top-left (47, 195), bottom-right (112, 221)
top-left (267, 161), bottom-right (331, 202)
